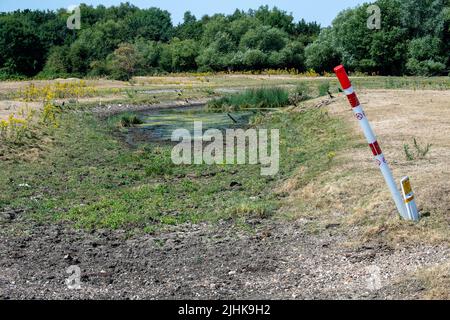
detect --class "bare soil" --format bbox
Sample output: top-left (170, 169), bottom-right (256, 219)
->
top-left (0, 218), bottom-right (447, 300)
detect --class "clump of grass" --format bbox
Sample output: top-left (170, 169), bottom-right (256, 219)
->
top-left (289, 83), bottom-right (311, 106)
top-left (413, 138), bottom-right (432, 158)
top-left (144, 149), bottom-right (174, 176)
top-left (207, 87), bottom-right (290, 111)
top-left (120, 114), bottom-right (143, 127)
top-left (318, 81), bottom-right (331, 97)
top-left (403, 144), bottom-right (415, 161)
top-left (403, 138), bottom-right (432, 161)
top-left (203, 88), bottom-right (216, 96)
top-left (229, 200), bottom-right (278, 219)
top-left (125, 90), bottom-right (137, 99)
top-left (414, 263), bottom-right (450, 299)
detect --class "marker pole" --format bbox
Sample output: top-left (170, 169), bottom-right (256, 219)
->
top-left (334, 65), bottom-right (409, 220)
top-left (401, 176), bottom-right (419, 221)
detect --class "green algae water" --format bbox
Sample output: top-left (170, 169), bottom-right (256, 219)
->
top-left (125, 106), bottom-right (254, 143)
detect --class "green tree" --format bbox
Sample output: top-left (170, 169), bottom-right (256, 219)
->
top-left (196, 48), bottom-right (225, 71)
top-left (243, 49), bottom-right (267, 69)
top-left (229, 16), bottom-right (261, 44)
top-left (279, 41), bottom-right (305, 70)
top-left (196, 32), bottom-right (236, 71)
top-left (40, 46), bottom-right (70, 77)
top-left (122, 8), bottom-right (173, 41)
top-left (253, 6), bottom-right (295, 34)
top-left (240, 26), bottom-right (288, 52)
top-left (0, 16), bottom-right (46, 76)
top-left (406, 36), bottom-right (446, 75)
top-left (107, 43), bottom-right (141, 80)
top-left (133, 38), bottom-right (162, 74)
top-left (159, 38), bottom-right (199, 72)
top-left (175, 11), bottom-right (203, 41)
top-left (305, 28), bottom-right (340, 72)
top-left (201, 15), bottom-right (230, 45)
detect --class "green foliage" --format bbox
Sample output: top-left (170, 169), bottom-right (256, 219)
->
top-left (253, 5), bottom-right (295, 34)
top-left (0, 15), bottom-right (48, 77)
top-left (404, 138), bottom-right (432, 160)
top-left (243, 49), bottom-right (268, 69)
top-left (240, 25), bottom-right (288, 52)
top-left (288, 83), bottom-right (312, 105)
top-left (0, 1), bottom-right (448, 78)
top-left (207, 87), bottom-right (290, 111)
top-left (0, 5), bottom-right (321, 78)
top-left (120, 114), bottom-right (144, 127)
top-left (318, 82), bottom-right (331, 97)
top-left (406, 36), bottom-right (447, 75)
top-left (403, 144), bottom-right (415, 161)
top-left (175, 11), bottom-right (204, 41)
top-left (406, 59), bottom-right (446, 76)
top-left (305, 28), bottom-right (340, 72)
top-left (39, 46), bottom-right (70, 78)
top-left (107, 43), bottom-right (141, 81)
top-left (305, 0), bottom-right (449, 75)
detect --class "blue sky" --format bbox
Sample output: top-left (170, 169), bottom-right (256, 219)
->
top-left (0, 0), bottom-right (366, 26)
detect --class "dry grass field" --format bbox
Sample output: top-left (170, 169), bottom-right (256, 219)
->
top-left (283, 89), bottom-right (450, 245)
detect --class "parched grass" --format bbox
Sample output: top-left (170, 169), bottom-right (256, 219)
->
top-left (207, 87), bottom-right (290, 111)
top-left (0, 106), bottom-right (351, 232)
top-left (414, 263), bottom-right (450, 300)
top-left (279, 88), bottom-right (450, 246)
top-left (1, 76), bottom-right (448, 110)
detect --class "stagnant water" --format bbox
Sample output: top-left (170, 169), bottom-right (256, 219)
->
top-left (123, 106), bottom-right (254, 144)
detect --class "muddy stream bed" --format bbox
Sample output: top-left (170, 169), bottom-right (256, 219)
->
top-left (121, 105), bottom-right (254, 145)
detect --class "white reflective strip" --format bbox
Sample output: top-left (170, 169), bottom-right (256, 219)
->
top-left (344, 86), bottom-right (354, 95)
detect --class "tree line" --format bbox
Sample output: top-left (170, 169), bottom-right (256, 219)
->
top-left (0, 0), bottom-right (448, 80)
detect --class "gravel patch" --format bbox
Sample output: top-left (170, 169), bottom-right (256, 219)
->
top-left (0, 219), bottom-right (447, 300)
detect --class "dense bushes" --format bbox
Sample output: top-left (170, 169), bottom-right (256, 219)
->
top-left (0, 1), bottom-right (448, 79)
top-left (304, 0), bottom-right (449, 76)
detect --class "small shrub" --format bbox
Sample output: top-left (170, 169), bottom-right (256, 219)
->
top-left (327, 151), bottom-right (336, 162)
top-left (413, 138), bottom-right (432, 158)
top-left (318, 82), bottom-right (330, 97)
top-left (403, 144), bottom-right (415, 161)
top-left (125, 90), bottom-right (137, 99)
top-left (404, 138), bottom-right (432, 161)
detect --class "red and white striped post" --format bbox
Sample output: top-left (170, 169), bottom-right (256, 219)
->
top-left (333, 65), bottom-right (412, 220)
